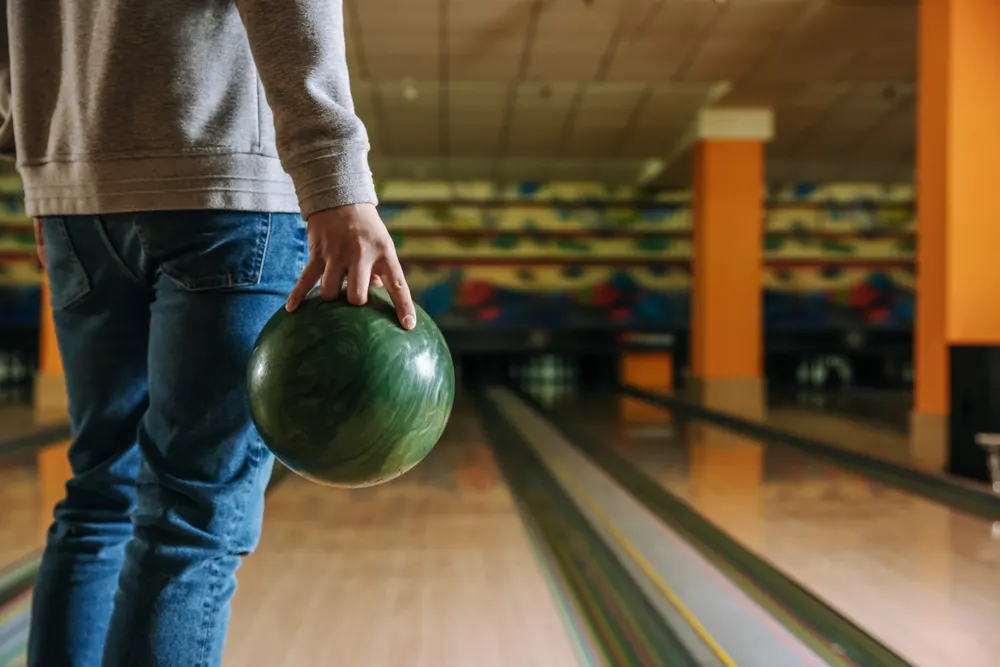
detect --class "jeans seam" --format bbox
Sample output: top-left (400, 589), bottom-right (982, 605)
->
top-left (195, 433), bottom-right (263, 664)
top-left (235, 434), bottom-right (265, 553)
top-left (46, 218), bottom-right (93, 309)
top-left (252, 213), bottom-right (272, 286)
top-left (151, 212), bottom-right (272, 291)
top-left (197, 558), bottom-right (222, 667)
top-left (92, 215), bottom-right (149, 290)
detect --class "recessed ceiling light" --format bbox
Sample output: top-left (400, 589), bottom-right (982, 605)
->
top-left (402, 77), bottom-right (419, 102)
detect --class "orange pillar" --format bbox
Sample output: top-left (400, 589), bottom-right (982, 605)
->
top-left (685, 109), bottom-right (770, 515)
top-left (912, 0), bottom-right (1000, 469)
top-left (35, 277), bottom-right (68, 420)
top-left (35, 276), bottom-right (73, 540)
top-left (690, 108), bottom-right (772, 419)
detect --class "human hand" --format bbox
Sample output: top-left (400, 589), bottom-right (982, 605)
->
top-left (285, 203), bottom-right (416, 330)
top-left (33, 219), bottom-right (46, 268)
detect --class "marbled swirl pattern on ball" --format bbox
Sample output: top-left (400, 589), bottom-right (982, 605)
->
top-left (247, 287), bottom-right (455, 488)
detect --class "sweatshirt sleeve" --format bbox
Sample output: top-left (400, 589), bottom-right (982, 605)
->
top-left (234, 0), bottom-right (376, 219)
top-left (0, 1), bottom-right (15, 161)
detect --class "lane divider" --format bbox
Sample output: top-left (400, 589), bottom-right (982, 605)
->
top-left (547, 453), bottom-right (737, 667)
top-left (478, 393), bottom-right (705, 667)
top-left (621, 384), bottom-right (1000, 521)
top-left (516, 500), bottom-right (607, 667)
top-left (488, 389), bottom-right (736, 667)
top-left (521, 386), bottom-right (912, 667)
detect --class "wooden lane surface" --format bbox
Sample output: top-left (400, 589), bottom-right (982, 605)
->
top-left (0, 405), bottom-right (47, 568)
top-left (223, 398), bottom-right (580, 667)
top-left (553, 396), bottom-right (1000, 667)
top-left (765, 408), bottom-right (913, 466)
top-left (0, 451), bottom-right (41, 567)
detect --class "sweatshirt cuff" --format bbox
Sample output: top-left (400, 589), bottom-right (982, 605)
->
top-left (285, 144), bottom-right (379, 219)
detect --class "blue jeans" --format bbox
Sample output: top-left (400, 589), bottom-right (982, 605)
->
top-left (28, 211), bottom-right (307, 667)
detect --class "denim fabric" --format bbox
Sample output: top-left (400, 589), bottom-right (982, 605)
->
top-left (28, 211), bottom-right (307, 667)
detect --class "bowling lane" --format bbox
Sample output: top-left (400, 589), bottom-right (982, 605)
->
top-left (0, 405), bottom-right (39, 441)
top-left (769, 388), bottom-right (911, 434)
top-left (766, 389), bottom-right (914, 466)
top-left (0, 405), bottom-right (47, 567)
top-left (0, 451), bottom-right (41, 567)
top-left (549, 395), bottom-right (1000, 667)
top-left (223, 397), bottom-right (580, 667)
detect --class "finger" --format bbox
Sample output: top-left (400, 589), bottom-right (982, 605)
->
top-left (371, 274), bottom-right (384, 288)
top-left (379, 256), bottom-right (416, 330)
top-left (346, 255), bottom-right (375, 306)
top-left (319, 260), bottom-right (347, 301)
top-left (286, 258), bottom-right (324, 312)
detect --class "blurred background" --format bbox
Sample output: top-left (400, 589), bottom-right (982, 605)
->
top-left (2, 1), bottom-right (999, 667)
top-left (0, 0), bottom-right (919, 399)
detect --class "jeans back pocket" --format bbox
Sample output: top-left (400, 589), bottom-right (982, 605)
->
top-left (41, 217), bottom-right (93, 310)
top-left (136, 211), bottom-right (272, 291)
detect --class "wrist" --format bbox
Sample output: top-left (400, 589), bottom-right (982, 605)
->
top-left (308, 202), bottom-right (377, 222)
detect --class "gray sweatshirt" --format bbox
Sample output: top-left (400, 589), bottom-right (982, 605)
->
top-left (0, 1), bottom-right (377, 219)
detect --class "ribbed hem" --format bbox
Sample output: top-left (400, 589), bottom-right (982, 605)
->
top-left (21, 152), bottom-right (304, 217)
top-left (283, 143), bottom-right (379, 219)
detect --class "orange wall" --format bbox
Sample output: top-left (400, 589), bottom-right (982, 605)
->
top-left (945, 0), bottom-right (1000, 345)
top-left (916, 0), bottom-right (1000, 414)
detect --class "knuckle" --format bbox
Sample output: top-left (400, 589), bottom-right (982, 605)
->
top-left (349, 238), bottom-right (369, 255)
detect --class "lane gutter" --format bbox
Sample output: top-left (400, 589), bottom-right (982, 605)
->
top-left (517, 387), bottom-right (913, 667)
top-left (621, 384), bottom-right (1000, 521)
top-left (477, 392), bottom-right (705, 667)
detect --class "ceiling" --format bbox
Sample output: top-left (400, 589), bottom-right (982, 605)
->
top-left (344, 0), bottom-right (918, 186)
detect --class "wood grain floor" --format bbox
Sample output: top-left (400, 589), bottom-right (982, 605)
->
top-left (0, 453), bottom-right (41, 567)
top-left (0, 404), bottom-right (60, 568)
top-left (569, 400), bottom-right (1000, 667)
top-left (766, 407), bottom-right (914, 465)
top-left (223, 402), bottom-right (580, 667)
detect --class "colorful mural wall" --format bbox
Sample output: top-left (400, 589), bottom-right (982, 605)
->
top-left (378, 180), bottom-right (915, 331)
top-left (0, 176), bottom-right (916, 332)
top-left (0, 174), bottom-right (38, 328)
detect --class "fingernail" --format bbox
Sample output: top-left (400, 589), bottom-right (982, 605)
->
top-left (285, 298), bottom-right (297, 311)
top-left (403, 314), bottom-right (416, 330)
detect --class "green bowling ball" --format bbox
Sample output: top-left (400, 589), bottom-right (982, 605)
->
top-left (247, 287), bottom-right (455, 488)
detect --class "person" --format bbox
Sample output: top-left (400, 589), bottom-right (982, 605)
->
top-left (1, 2), bottom-right (415, 665)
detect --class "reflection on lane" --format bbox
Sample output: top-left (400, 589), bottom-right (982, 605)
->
top-left (224, 398), bottom-right (580, 667)
top-left (550, 393), bottom-right (1000, 667)
top-left (0, 403), bottom-right (69, 570)
top-left (0, 453), bottom-right (44, 568)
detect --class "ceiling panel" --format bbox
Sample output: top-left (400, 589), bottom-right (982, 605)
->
top-left (340, 0), bottom-right (918, 184)
top-left (680, 39), bottom-right (772, 81)
top-left (365, 56), bottom-right (440, 79)
top-left (572, 83), bottom-right (646, 125)
top-left (387, 128), bottom-right (441, 158)
top-left (506, 126), bottom-right (567, 157)
top-left (450, 50), bottom-right (523, 79)
top-left (711, 0), bottom-right (809, 37)
top-left (648, 0), bottom-right (722, 36)
top-left (449, 127), bottom-right (502, 156)
top-left (562, 127), bottom-right (626, 158)
top-left (604, 43), bottom-right (694, 81)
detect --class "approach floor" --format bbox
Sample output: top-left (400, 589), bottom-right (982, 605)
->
top-left (2, 389), bottom-right (998, 667)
